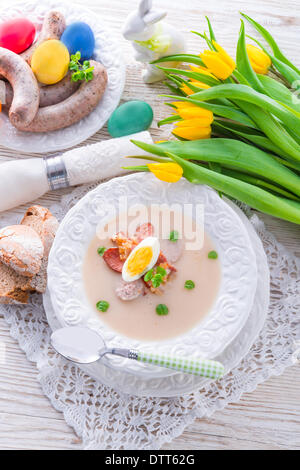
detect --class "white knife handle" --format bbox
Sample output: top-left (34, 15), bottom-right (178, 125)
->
top-left (61, 131), bottom-right (153, 186)
top-left (0, 158), bottom-right (49, 213)
top-left (0, 131), bottom-right (153, 213)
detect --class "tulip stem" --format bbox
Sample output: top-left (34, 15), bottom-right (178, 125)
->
top-left (231, 74), bottom-right (240, 84)
top-left (270, 67), bottom-right (291, 88)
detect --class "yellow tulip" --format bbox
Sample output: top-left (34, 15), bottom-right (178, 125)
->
top-left (181, 80), bottom-right (210, 95)
top-left (246, 44), bottom-right (272, 74)
top-left (179, 65), bottom-right (217, 95)
top-left (147, 163), bottom-right (183, 183)
top-left (200, 41), bottom-right (236, 80)
top-left (172, 125), bottom-right (212, 140)
top-left (172, 102), bottom-right (213, 122)
top-left (169, 102), bottom-right (213, 140)
top-left (189, 65), bottom-right (216, 79)
top-left (175, 118), bottom-right (212, 128)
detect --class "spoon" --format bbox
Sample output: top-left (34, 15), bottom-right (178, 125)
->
top-left (51, 327), bottom-right (225, 379)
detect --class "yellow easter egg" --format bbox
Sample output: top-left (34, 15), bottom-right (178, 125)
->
top-left (31, 39), bottom-right (70, 85)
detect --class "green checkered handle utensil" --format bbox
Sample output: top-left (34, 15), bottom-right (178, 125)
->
top-left (51, 327), bottom-right (225, 380)
top-left (133, 350), bottom-right (225, 379)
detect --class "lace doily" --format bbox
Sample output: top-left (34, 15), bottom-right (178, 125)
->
top-left (1, 182), bottom-right (299, 450)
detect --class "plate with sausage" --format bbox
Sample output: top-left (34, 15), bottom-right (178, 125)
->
top-left (0, 0), bottom-right (126, 153)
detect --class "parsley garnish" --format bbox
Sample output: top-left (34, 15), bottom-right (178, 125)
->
top-left (144, 266), bottom-right (167, 288)
top-left (69, 51), bottom-right (94, 82)
top-left (151, 274), bottom-right (164, 288)
top-left (144, 269), bottom-right (154, 282)
top-left (97, 247), bottom-right (106, 256)
top-left (156, 266), bottom-right (167, 277)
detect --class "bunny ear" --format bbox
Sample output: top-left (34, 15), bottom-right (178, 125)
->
top-left (143, 9), bottom-right (167, 25)
top-left (139, 0), bottom-right (152, 16)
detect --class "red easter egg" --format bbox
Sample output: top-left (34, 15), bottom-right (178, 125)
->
top-left (0, 18), bottom-right (36, 54)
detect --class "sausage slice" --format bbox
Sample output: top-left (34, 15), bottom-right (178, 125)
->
top-left (0, 47), bottom-right (39, 128)
top-left (134, 223), bottom-right (154, 242)
top-left (2, 72), bottom-right (80, 109)
top-left (116, 279), bottom-right (145, 301)
top-left (103, 248), bottom-right (124, 273)
top-left (13, 61), bottom-right (108, 132)
top-left (160, 239), bottom-right (184, 264)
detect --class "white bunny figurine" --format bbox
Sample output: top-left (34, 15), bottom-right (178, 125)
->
top-left (122, 0), bottom-right (186, 84)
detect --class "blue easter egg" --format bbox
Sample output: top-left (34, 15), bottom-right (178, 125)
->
top-left (61, 22), bottom-right (95, 60)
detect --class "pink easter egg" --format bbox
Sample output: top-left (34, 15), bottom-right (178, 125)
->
top-left (0, 18), bottom-right (36, 54)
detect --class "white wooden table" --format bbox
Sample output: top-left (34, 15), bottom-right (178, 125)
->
top-left (0, 0), bottom-right (299, 450)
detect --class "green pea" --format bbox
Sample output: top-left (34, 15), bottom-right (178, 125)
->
top-left (184, 280), bottom-right (195, 289)
top-left (96, 301), bottom-right (110, 312)
top-left (156, 304), bottom-right (169, 316)
top-left (208, 251), bottom-right (218, 259)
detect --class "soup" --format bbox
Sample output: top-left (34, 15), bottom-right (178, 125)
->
top-left (83, 206), bottom-right (221, 341)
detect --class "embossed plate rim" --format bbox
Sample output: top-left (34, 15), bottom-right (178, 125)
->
top-left (44, 197), bottom-right (268, 396)
top-left (47, 173), bottom-right (257, 379)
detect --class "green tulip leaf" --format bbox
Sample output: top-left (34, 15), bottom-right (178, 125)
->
top-left (131, 138), bottom-right (300, 197)
top-left (236, 21), bottom-right (266, 93)
top-left (151, 54), bottom-right (205, 67)
top-left (241, 13), bottom-right (300, 75)
top-left (166, 152), bottom-right (300, 224)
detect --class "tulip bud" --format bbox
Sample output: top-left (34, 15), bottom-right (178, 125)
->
top-left (246, 44), bottom-right (272, 74)
top-left (147, 163), bottom-right (183, 183)
top-left (200, 42), bottom-right (236, 80)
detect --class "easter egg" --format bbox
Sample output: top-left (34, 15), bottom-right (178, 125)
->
top-left (61, 22), bottom-right (95, 61)
top-left (0, 18), bottom-right (36, 54)
top-left (31, 39), bottom-right (70, 85)
top-left (108, 101), bottom-right (154, 138)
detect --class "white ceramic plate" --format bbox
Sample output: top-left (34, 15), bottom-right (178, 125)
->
top-left (44, 199), bottom-right (269, 397)
top-left (0, 0), bottom-right (125, 153)
top-left (47, 173), bottom-right (258, 379)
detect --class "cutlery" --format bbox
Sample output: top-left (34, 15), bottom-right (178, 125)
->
top-left (51, 326), bottom-right (225, 379)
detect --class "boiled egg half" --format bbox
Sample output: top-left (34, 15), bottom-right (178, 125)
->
top-left (122, 237), bottom-right (160, 282)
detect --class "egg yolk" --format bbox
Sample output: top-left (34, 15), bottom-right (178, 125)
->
top-left (126, 247), bottom-right (153, 277)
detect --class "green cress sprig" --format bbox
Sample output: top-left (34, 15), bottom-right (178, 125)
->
top-left (144, 266), bottom-right (167, 288)
top-left (69, 51), bottom-right (94, 82)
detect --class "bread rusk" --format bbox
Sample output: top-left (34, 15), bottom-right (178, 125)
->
top-left (0, 205), bottom-right (59, 303)
top-left (0, 225), bottom-right (44, 277)
top-left (0, 262), bottom-right (32, 305)
top-left (21, 205), bottom-right (59, 293)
